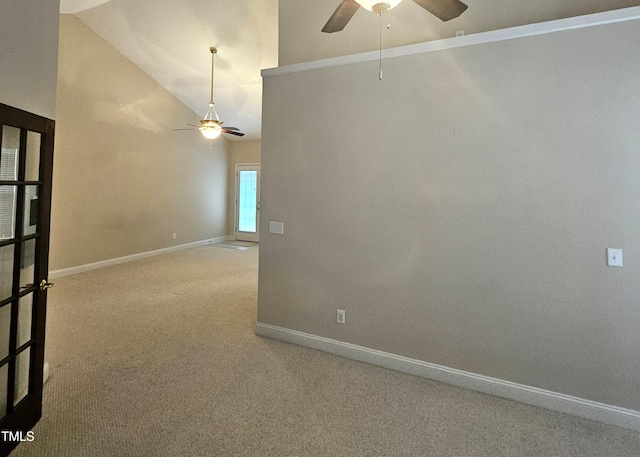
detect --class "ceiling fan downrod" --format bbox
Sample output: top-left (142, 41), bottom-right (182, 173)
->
top-left (209, 46), bottom-right (217, 105)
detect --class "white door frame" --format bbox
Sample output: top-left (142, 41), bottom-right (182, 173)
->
top-left (235, 164), bottom-right (260, 242)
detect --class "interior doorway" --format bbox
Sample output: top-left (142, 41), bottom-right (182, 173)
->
top-left (235, 164), bottom-right (260, 243)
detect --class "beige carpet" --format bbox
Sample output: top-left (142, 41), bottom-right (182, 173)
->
top-left (211, 240), bottom-right (258, 250)
top-left (11, 246), bottom-right (640, 456)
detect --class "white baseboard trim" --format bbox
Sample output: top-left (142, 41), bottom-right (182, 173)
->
top-left (255, 322), bottom-right (640, 432)
top-left (50, 236), bottom-right (233, 279)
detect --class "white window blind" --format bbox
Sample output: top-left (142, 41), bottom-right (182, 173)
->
top-left (0, 148), bottom-right (18, 240)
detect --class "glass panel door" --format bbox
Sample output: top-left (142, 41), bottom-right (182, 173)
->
top-left (236, 165), bottom-right (260, 242)
top-left (0, 103), bottom-right (55, 456)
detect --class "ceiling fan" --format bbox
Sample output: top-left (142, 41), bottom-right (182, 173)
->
top-left (174, 46), bottom-right (244, 142)
top-left (322, 0), bottom-right (468, 33)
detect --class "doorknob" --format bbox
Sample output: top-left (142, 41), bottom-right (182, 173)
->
top-left (39, 279), bottom-right (54, 291)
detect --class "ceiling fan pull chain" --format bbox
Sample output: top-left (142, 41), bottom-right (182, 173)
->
top-left (378, 6), bottom-right (393, 81)
top-left (379, 9), bottom-right (383, 80)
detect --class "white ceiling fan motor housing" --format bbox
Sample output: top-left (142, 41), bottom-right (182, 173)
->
top-left (356, 0), bottom-right (402, 13)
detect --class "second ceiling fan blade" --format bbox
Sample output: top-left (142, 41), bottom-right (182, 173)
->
top-left (411, 0), bottom-right (468, 21)
top-left (222, 128), bottom-right (245, 137)
top-left (322, 0), bottom-right (360, 33)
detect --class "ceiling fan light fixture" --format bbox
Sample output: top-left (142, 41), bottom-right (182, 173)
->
top-left (172, 46), bottom-right (244, 142)
top-left (355, 0), bottom-right (401, 12)
top-left (200, 103), bottom-right (223, 139)
top-left (201, 125), bottom-right (222, 140)
top-left (199, 48), bottom-right (224, 141)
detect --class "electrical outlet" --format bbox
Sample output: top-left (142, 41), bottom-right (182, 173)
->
top-left (172, 233), bottom-right (177, 239)
top-left (336, 309), bottom-right (346, 325)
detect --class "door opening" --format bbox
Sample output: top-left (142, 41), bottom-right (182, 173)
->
top-left (235, 164), bottom-right (260, 243)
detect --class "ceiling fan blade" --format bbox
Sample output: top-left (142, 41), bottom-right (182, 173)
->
top-left (322, 0), bottom-right (360, 33)
top-left (173, 128), bottom-right (198, 131)
top-left (411, 0), bottom-right (468, 21)
top-left (222, 128), bottom-right (245, 137)
top-left (187, 123), bottom-right (201, 128)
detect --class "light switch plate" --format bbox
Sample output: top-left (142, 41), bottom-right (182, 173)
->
top-left (607, 248), bottom-right (623, 267)
top-left (269, 221), bottom-right (284, 235)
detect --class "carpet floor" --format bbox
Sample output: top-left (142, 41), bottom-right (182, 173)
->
top-left (211, 241), bottom-right (258, 251)
top-left (11, 246), bottom-right (640, 456)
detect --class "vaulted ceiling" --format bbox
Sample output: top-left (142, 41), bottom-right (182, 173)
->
top-left (59, 0), bottom-right (278, 141)
top-left (59, 0), bottom-right (640, 140)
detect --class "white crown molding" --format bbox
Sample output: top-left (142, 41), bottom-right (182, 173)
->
top-left (255, 322), bottom-right (640, 432)
top-left (263, 6), bottom-right (640, 78)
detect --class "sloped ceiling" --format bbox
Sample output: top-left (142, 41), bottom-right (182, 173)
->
top-left (60, 0), bottom-right (112, 13)
top-left (59, 1), bottom-right (640, 140)
top-left (59, 0), bottom-right (278, 141)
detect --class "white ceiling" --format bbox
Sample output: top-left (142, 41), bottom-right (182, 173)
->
top-left (59, 0), bottom-right (278, 141)
top-left (60, 0), bottom-right (112, 14)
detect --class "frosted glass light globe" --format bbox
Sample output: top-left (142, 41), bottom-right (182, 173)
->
top-left (200, 125), bottom-right (222, 140)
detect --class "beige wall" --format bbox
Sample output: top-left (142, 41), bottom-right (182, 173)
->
top-left (279, 0), bottom-right (640, 65)
top-left (259, 19), bottom-right (640, 411)
top-left (227, 140), bottom-right (261, 236)
top-left (0, 0), bottom-right (60, 119)
top-left (50, 15), bottom-right (231, 271)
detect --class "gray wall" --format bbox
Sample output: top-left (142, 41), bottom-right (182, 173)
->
top-left (0, 0), bottom-right (60, 119)
top-left (259, 19), bottom-right (640, 410)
